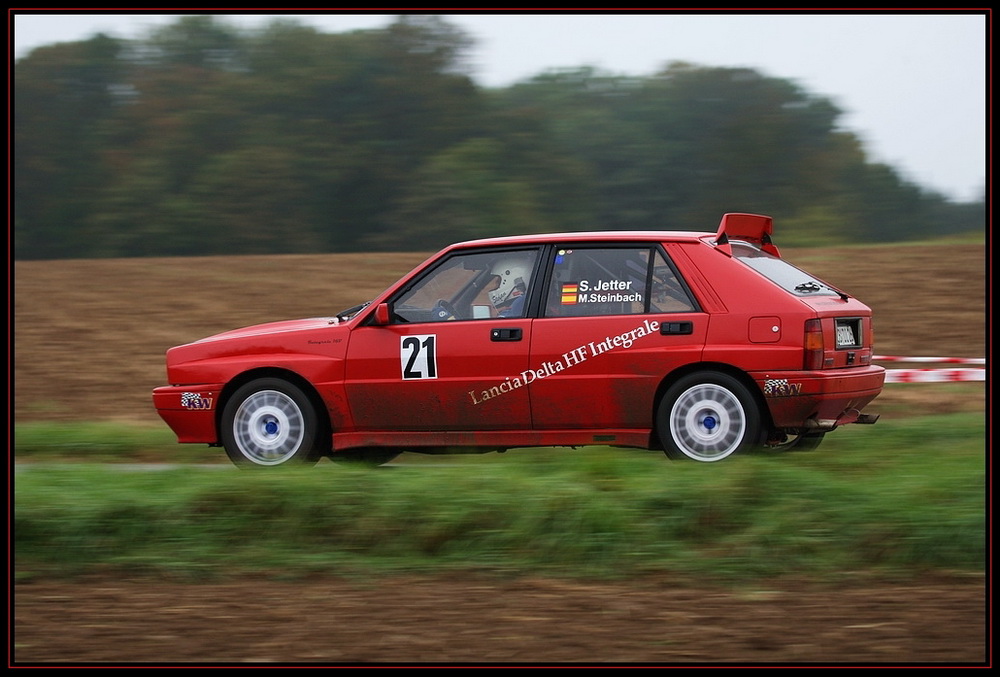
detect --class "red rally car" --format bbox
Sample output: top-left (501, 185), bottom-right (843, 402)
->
top-left (153, 213), bottom-right (884, 467)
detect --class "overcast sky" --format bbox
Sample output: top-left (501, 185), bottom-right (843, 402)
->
top-left (11, 11), bottom-right (989, 203)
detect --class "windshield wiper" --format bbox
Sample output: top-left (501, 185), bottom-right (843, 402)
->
top-left (795, 281), bottom-right (849, 300)
top-left (335, 301), bottom-right (371, 322)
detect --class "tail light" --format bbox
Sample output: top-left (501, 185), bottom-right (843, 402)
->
top-left (804, 318), bottom-right (824, 370)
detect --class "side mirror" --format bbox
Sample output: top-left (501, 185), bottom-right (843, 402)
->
top-left (373, 302), bottom-right (390, 326)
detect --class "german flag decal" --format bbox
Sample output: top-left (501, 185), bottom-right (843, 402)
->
top-left (560, 283), bottom-right (578, 304)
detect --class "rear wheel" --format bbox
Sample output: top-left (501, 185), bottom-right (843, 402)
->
top-left (658, 371), bottom-right (762, 462)
top-left (221, 378), bottom-right (326, 468)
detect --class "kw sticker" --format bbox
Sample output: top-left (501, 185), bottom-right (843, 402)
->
top-left (181, 392), bottom-right (214, 410)
top-left (763, 378), bottom-right (803, 397)
top-left (469, 319), bottom-right (660, 405)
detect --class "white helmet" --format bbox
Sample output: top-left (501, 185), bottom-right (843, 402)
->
top-left (488, 256), bottom-right (532, 310)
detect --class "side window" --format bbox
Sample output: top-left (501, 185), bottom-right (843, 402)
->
top-left (649, 249), bottom-right (696, 313)
top-left (544, 247), bottom-right (696, 317)
top-left (545, 247), bottom-right (650, 317)
top-left (393, 249), bottom-right (539, 323)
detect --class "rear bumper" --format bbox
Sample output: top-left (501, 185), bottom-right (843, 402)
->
top-left (152, 384), bottom-right (223, 443)
top-left (752, 365), bottom-right (886, 430)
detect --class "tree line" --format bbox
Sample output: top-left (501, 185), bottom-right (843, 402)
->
top-left (13, 15), bottom-right (984, 260)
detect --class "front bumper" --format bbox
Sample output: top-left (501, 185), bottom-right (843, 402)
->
top-left (152, 384), bottom-right (224, 443)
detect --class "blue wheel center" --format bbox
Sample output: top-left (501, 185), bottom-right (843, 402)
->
top-left (264, 420), bottom-right (279, 435)
top-left (702, 415), bottom-right (717, 431)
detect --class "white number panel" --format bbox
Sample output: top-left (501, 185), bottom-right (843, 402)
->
top-left (400, 334), bottom-right (438, 380)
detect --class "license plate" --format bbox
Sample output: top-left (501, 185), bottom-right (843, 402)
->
top-left (836, 323), bottom-right (857, 347)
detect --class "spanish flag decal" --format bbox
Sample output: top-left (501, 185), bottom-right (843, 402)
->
top-left (560, 283), bottom-right (578, 305)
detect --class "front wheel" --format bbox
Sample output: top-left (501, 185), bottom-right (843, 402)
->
top-left (657, 372), bottom-right (762, 462)
top-left (221, 378), bottom-right (327, 468)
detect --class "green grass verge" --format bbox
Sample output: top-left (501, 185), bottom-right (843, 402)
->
top-left (13, 414), bottom-right (985, 583)
top-left (14, 421), bottom-right (219, 463)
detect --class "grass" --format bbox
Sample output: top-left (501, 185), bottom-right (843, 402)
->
top-left (13, 413), bottom-right (986, 584)
top-left (13, 422), bottom-right (204, 462)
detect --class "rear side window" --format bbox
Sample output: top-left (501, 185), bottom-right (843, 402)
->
top-left (544, 247), bottom-right (695, 317)
top-left (731, 241), bottom-right (841, 297)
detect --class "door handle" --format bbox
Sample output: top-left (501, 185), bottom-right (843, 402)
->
top-left (660, 321), bottom-right (693, 335)
top-left (491, 328), bottom-right (522, 342)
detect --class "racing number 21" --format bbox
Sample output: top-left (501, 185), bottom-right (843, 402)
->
top-left (401, 334), bottom-right (438, 380)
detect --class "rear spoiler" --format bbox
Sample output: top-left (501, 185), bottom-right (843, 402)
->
top-left (713, 213), bottom-right (780, 258)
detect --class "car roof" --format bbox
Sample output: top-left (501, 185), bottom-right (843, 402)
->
top-left (448, 230), bottom-right (716, 250)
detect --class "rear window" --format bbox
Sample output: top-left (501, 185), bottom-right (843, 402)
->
top-left (730, 241), bottom-right (841, 297)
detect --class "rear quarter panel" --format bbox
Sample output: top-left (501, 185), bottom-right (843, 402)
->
top-left (672, 240), bottom-right (823, 371)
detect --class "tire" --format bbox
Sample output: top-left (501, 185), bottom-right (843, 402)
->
top-left (221, 378), bottom-right (327, 468)
top-left (657, 371), bottom-right (762, 462)
top-left (330, 448), bottom-right (402, 467)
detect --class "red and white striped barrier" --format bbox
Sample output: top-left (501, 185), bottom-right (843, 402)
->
top-left (873, 355), bottom-right (985, 365)
top-left (873, 355), bottom-right (986, 383)
top-left (883, 368), bottom-right (985, 383)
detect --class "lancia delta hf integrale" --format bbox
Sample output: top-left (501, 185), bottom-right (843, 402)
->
top-left (153, 213), bottom-right (884, 467)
